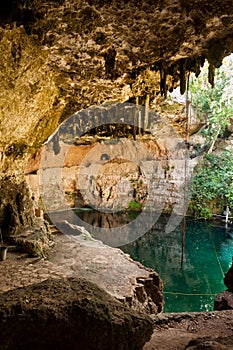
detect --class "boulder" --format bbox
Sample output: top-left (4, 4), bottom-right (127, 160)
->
top-left (10, 218), bottom-right (54, 258)
top-left (214, 259), bottom-right (233, 311)
top-left (185, 337), bottom-right (233, 350)
top-left (224, 259), bottom-right (233, 292)
top-left (214, 290), bottom-right (233, 311)
top-left (0, 277), bottom-right (154, 350)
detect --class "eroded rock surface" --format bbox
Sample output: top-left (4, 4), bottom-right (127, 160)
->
top-left (224, 259), bottom-right (233, 292)
top-left (0, 229), bottom-right (164, 316)
top-left (0, 277), bottom-right (154, 350)
top-left (215, 291), bottom-right (233, 311)
top-left (50, 230), bottom-right (164, 315)
top-left (185, 337), bottom-right (233, 350)
top-left (1, 0), bottom-right (233, 244)
top-left (0, 177), bottom-right (52, 257)
top-left (215, 259), bottom-right (233, 311)
top-left (144, 311), bottom-right (233, 350)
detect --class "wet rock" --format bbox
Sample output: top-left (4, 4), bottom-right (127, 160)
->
top-left (0, 277), bottom-right (154, 350)
top-left (214, 259), bottom-right (233, 311)
top-left (214, 290), bottom-right (233, 311)
top-left (224, 259), bottom-right (233, 292)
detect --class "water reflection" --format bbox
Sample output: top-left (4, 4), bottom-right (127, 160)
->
top-left (76, 208), bottom-right (140, 228)
top-left (50, 209), bottom-right (233, 312)
top-left (121, 217), bottom-right (233, 312)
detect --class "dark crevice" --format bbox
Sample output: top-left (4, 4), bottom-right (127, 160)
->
top-left (2, 204), bottom-right (13, 234)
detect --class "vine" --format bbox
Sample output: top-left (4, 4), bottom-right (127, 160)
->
top-left (190, 151), bottom-right (233, 218)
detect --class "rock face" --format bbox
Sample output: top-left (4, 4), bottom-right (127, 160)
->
top-left (214, 259), bottom-right (233, 311)
top-left (26, 103), bottom-right (198, 220)
top-left (0, 176), bottom-right (52, 257)
top-left (214, 290), bottom-right (233, 311)
top-left (224, 259), bottom-right (233, 292)
top-left (1, 0), bottom-right (233, 243)
top-left (0, 177), bottom-right (34, 235)
top-left (0, 0), bottom-right (233, 341)
top-left (0, 277), bottom-right (154, 350)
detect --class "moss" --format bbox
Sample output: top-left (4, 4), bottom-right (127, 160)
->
top-left (127, 200), bottom-right (142, 211)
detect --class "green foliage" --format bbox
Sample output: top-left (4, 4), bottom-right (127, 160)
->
top-left (189, 56), bottom-right (233, 217)
top-left (190, 57), bottom-right (233, 149)
top-left (190, 150), bottom-right (233, 218)
top-left (128, 200), bottom-right (141, 211)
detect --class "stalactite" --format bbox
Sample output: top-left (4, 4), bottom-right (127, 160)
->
top-left (208, 63), bottom-right (215, 88)
top-left (180, 59), bottom-right (187, 95)
top-left (168, 64), bottom-right (179, 92)
top-left (159, 63), bottom-right (167, 97)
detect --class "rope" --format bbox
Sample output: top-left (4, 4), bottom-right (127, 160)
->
top-left (181, 72), bottom-right (191, 269)
top-left (164, 291), bottom-right (216, 296)
top-left (208, 230), bottom-right (225, 278)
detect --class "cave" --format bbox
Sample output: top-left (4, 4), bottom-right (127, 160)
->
top-left (0, 1), bottom-right (233, 349)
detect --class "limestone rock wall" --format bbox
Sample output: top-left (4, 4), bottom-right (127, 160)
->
top-left (0, 0), bottom-right (233, 250)
top-left (0, 26), bottom-right (63, 241)
top-left (25, 103), bottom-right (198, 219)
top-left (0, 177), bottom-right (34, 235)
top-left (27, 137), bottom-right (197, 214)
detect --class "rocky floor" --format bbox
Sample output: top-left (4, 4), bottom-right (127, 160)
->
top-left (0, 228), bottom-right (164, 313)
top-left (0, 232), bottom-right (233, 350)
top-left (145, 311), bottom-right (233, 349)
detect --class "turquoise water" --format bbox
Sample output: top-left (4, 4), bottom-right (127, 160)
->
top-left (121, 217), bottom-right (233, 312)
top-left (69, 209), bottom-right (233, 312)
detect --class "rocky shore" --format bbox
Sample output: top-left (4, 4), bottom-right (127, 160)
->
top-left (0, 230), bottom-right (233, 350)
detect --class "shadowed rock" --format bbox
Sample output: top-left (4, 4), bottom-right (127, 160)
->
top-left (214, 260), bottom-right (233, 311)
top-left (185, 337), bottom-right (233, 350)
top-left (214, 290), bottom-right (233, 311)
top-left (224, 259), bottom-right (233, 292)
top-left (0, 277), bottom-right (154, 350)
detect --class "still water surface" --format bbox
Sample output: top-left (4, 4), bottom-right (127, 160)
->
top-left (75, 210), bottom-right (233, 312)
top-left (121, 218), bottom-right (233, 312)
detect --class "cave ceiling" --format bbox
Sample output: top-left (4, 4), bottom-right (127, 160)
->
top-left (0, 0), bottom-right (233, 163)
top-left (3, 0), bottom-right (233, 93)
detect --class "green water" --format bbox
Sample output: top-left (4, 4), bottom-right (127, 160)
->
top-left (68, 209), bottom-right (233, 312)
top-left (121, 218), bottom-right (233, 313)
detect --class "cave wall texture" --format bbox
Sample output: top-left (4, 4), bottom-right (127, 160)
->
top-left (1, 0), bottom-right (233, 239)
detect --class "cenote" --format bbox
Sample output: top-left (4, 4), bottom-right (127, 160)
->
top-left (75, 210), bottom-right (233, 313)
